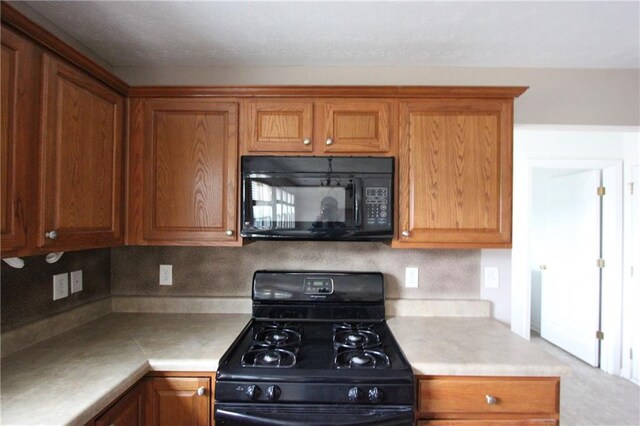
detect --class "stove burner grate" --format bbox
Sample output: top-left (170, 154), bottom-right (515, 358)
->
top-left (241, 348), bottom-right (297, 368)
top-left (334, 347), bottom-right (391, 369)
top-left (253, 322), bottom-right (302, 348)
top-left (333, 322), bottom-right (381, 349)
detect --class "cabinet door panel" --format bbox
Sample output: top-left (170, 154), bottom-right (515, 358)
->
top-left (39, 54), bottom-right (124, 249)
top-left (398, 99), bottom-right (512, 247)
top-left (140, 99), bottom-right (238, 243)
top-left (1, 27), bottom-right (37, 255)
top-left (246, 100), bottom-right (313, 152)
top-left (145, 377), bottom-right (210, 426)
top-left (95, 383), bottom-right (145, 426)
top-left (322, 100), bottom-right (391, 153)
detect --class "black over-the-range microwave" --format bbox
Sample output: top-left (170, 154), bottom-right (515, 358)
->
top-left (241, 156), bottom-right (394, 241)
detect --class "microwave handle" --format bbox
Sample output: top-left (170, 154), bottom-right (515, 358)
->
top-left (354, 178), bottom-right (364, 227)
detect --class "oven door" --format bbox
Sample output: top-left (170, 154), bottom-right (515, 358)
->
top-left (241, 172), bottom-right (363, 240)
top-left (215, 403), bottom-right (413, 425)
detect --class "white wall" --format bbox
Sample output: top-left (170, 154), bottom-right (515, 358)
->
top-left (480, 250), bottom-right (512, 325)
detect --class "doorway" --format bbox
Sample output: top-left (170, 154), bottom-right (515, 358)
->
top-left (530, 165), bottom-right (610, 367)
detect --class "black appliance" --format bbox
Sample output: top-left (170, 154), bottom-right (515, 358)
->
top-left (241, 156), bottom-right (393, 241)
top-left (215, 271), bottom-right (415, 425)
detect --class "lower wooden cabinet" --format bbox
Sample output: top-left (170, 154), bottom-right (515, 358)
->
top-left (416, 376), bottom-right (560, 425)
top-left (92, 372), bottom-right (215, 426)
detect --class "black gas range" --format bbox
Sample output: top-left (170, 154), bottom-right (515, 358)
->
top-left (215, 271), bottom-right (415, 425)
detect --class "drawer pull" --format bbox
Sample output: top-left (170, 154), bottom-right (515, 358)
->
top-left (485, 394), bottom-right (497, 405)
top-left (303, 138), bottom-right (311, 146)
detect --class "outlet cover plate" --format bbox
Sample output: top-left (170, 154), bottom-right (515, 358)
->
top-left (70, 270), bottom-right (83, 293)
top-left (159, 264), bottom-right (172, 285)
top-left (53, 273), bottom-right (69, 300)
top-left (405, 267), bottom-right (419, 288)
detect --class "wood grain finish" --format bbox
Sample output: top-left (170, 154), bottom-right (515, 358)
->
top-left (145, 376), bottom-right (210, 426)
top-left (39, 53), bottom-right (125, 250)
top-left (395, 99), bottom-right (513, 248)
top-left (1, 2), bottom-right (128, 95)
top-left (246, 99), bottom-right (314, 152)
top-left (417, 376), bottom-right (560, 423)
top-left (129, 98), bottom-right (239, 245)
top-left (321, 99), bottom-right (391, 153)
top-left (1, 27), bottom-right (33, 256)
top-left (95, 382), bottom-right (145, 426)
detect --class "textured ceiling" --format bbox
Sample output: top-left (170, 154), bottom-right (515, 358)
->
top-left (18, 1), bottom-right (640, 69)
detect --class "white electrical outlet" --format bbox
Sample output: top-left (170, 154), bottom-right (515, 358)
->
top-left (70, 270), bottom-right (83, 293)
top-left (159, 264), bottom-right (173, 285)
top-left (53, 273), bottom-right (69, 300)
top-left (405, 267), bottom-right (419, 288)
top-left (484, 266), bottom-right (499, 289)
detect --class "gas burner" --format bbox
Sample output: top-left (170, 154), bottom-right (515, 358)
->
top-left (241, 348), bottom-right (297, 368)
top-left (333, 323), bottom-right (381, 349)
top-left (334, 347), bottom-right (391, 369)
top-left (254, 323), bottom-right (302, 348)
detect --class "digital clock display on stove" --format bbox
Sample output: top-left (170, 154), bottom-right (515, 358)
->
top-left (303, 277), bottom-right (334, 295)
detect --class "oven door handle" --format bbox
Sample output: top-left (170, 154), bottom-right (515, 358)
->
top-left (354, 178), bottom-right (364, 227)
top-left (215, 403), bottom-right (413, 426)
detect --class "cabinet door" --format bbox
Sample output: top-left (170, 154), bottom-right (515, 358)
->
top-left (39, 54), bottom-right (125, 250)
top-left (95, 383), bottom-right (145, 426)
top-left (397, 99), bottom-right (513, 248)
top-left (133, 99), bottom-right (238, 244)
top-left (320, 99), bottom-right (392, 153)
top-left (245, 99), bottom-right (314, 152)
top-left (1, 27), bottom-right (38, 256)
top-left (145, 377), bottom-right (210, 426)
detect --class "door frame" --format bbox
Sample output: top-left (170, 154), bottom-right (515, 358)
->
top-left (511, 125), bottom-right (630, 375)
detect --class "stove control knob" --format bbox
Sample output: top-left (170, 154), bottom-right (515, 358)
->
top-left (266, 385), bottom-right (281, 401)
top-left (245, 385), bottom-right (261, 400)
top-left (368, 387), bottom-right (384, 404)
top-left (348, 387), bottom-right (363, 402)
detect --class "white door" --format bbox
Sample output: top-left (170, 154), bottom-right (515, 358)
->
top-left (540, 169), bottom-right (601, 367)
top-left (631, 165), bottom-right (639, 383)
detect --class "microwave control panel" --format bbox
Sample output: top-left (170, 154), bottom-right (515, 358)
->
top-left (364, 186), bottom-right (390, 227)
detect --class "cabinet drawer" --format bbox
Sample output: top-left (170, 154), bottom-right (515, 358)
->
top-left (418, 377), bottom-right (559, 416)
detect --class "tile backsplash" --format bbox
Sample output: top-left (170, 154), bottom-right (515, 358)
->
top-left (110, 242), bottom-right (480, 300)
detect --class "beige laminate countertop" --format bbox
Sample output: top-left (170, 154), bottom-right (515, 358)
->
top-left (0, 313), bottom-right (569, 425)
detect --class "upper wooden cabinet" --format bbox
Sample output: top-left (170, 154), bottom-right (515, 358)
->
top-left (38, 54), bottom-right (125, 250)
top-left (1, 27), bottom-right (39, 257)
top-left (128, 98), bottom-right (239, 245)
top-left (242, 98), bottom-right (394, 155)
top-left (395, 98), bottom-right (514, 248)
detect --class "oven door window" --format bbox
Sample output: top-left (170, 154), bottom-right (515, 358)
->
top-left (244, 175), bottom-right (358, 233)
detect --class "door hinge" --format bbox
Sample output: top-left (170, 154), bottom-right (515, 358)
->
top-left (596, 330), bottom-right (604, 340)
top-left (631, 348), bottom-right (634, 360)
top-left (597, 258), bottom-right (605, 268)
top-left (597, 186), bottom-right (606, 196)
top-left (629, 182), bottom-right (635, 195)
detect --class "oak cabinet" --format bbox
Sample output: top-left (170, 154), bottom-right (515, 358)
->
top-left (242, 98), bottom-right (394, 155)
top-left (145, 376), bottom-right (211, 426)
top-left (38, 53), bottom-right (126, 251)
top-left (395, 98), bottom-right (514, 248)
top-left (416, 376), bottom-right (559, 425)
top-left (1, 27), bottom-right (39, 257)
top-left (95, 382), bottom-right (145, 426)
top-left (128, 98), bottom-right (239, 245)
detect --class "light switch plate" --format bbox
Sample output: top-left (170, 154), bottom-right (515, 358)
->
top-left (484, 266), bottom-right (499, 288)
top-left (70, 270), bottom-right (83, 293)
top-left (405, 267), bottom-right (419, 288)
top-left (159, 264), bottom-right (172, 285)
top-left (53, 273), bottom-right (69, 300)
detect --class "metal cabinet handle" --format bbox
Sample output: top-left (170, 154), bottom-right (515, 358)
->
top-left (226, 230), bottom-right (233, 236)
top-left (197, 386), bottom-right (206, 396)
top-left (540, 265), bottom-right (548, 270)
top-left (303, 138), bottom-right (311, 146)
top-left (45, 230), bottom-right (58, 240)
top-left (486, 394), bottom-right (497, 405)
top-left (325, 138), bottom-right (333, 146)
top-left (401, 231), bottom-right (410, 237)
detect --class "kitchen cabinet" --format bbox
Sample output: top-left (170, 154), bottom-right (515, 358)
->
top-left (416, 376), bottom-right (559, 425)
top-left (242, 98), bottom-right (394, 155)
top-left (128, 98), bottom-right (239, 246)
top-left (395, 98), bottom-right (515, 248)
top-left (94, 382), bottom-right (145, 426)
top-left (145, 376), bottom-right (211, 426)
top-left (1, 26), bottom-right (39, 257)
top-left (39, 53), bottom-right (126, 251)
